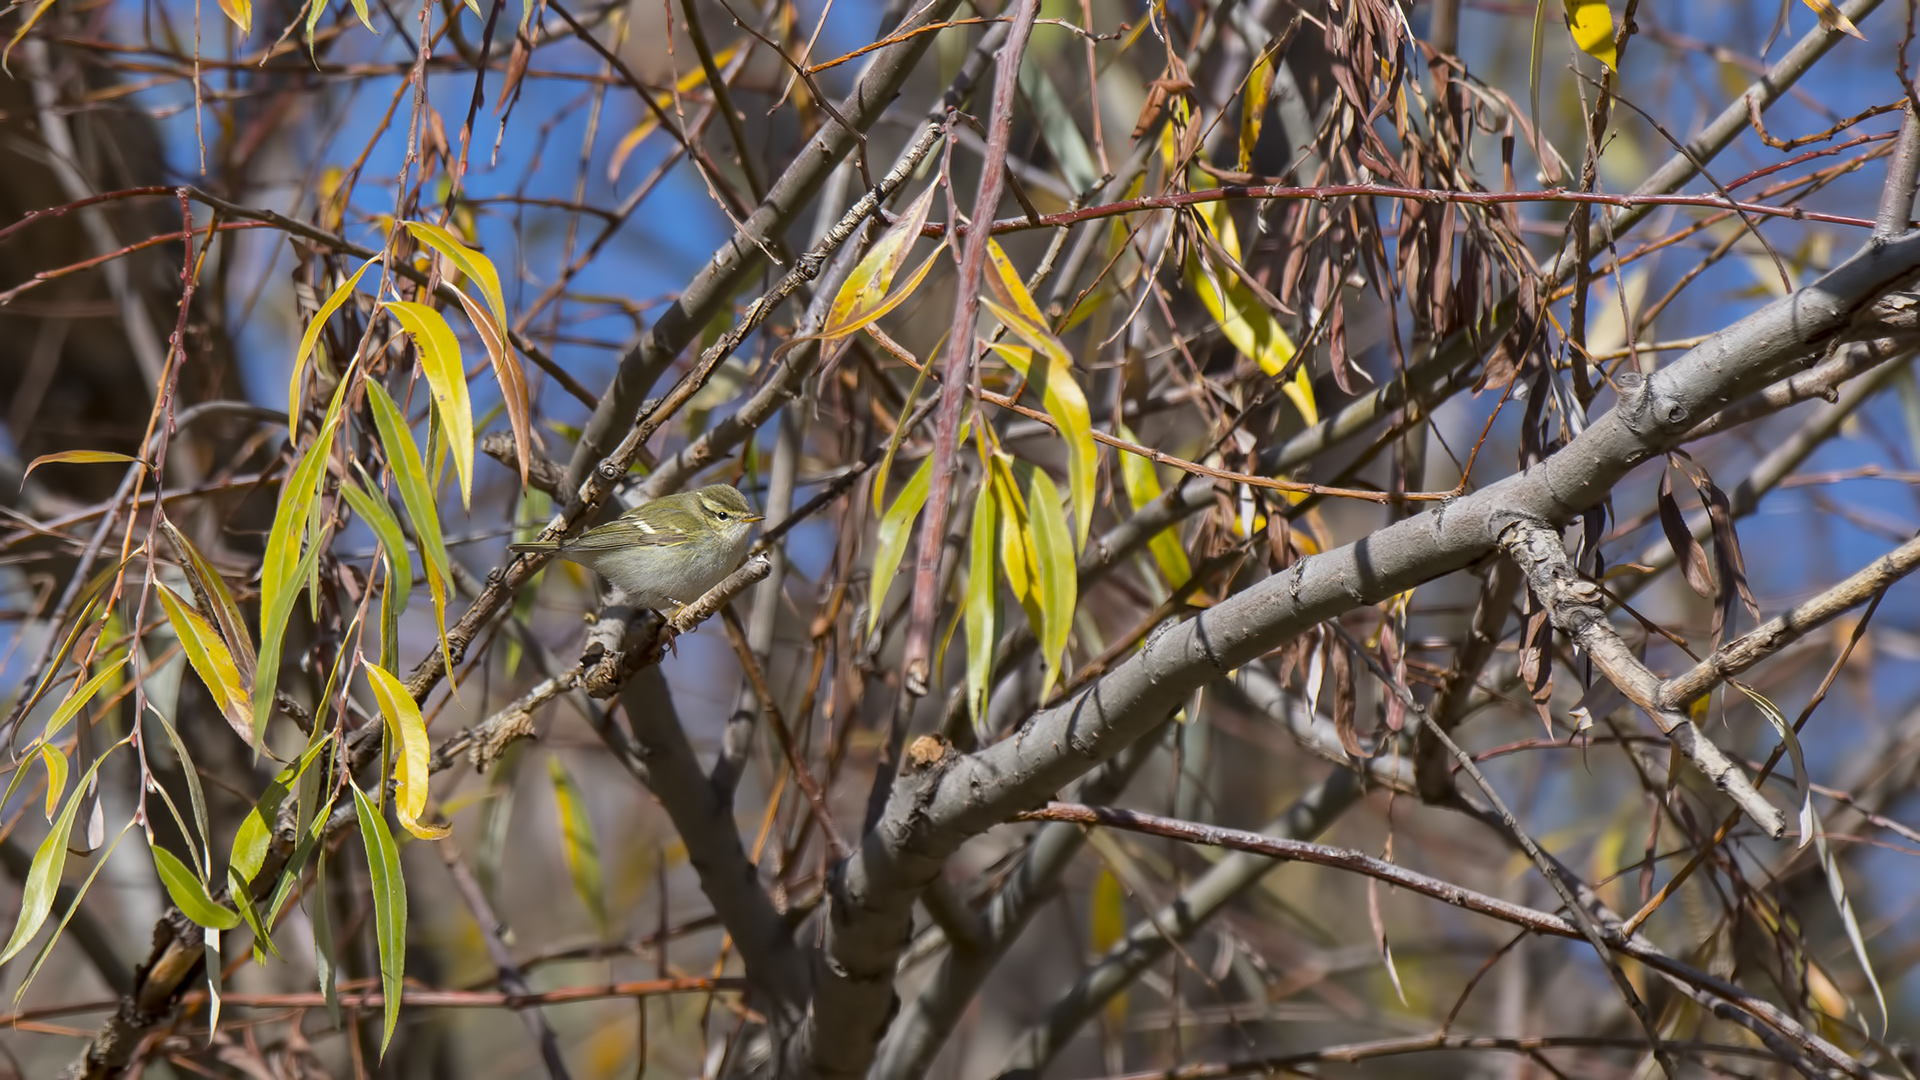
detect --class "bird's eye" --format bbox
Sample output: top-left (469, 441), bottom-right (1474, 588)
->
top-left (714, 511), bottom-right (730, 520)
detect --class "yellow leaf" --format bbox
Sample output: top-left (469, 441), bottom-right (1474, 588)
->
top-left (385, 301), bottom-right (474, 511)
top-left (824, 183), bottom-right (940, 340)
top-left (548, 756), bottom-right (607, 932)
top-left (1802, 0), bottom-right (1866, 40)
top-left (1563, 0), bottom-right (1618, 69)
top-left (156, 585), bottom-right (256, 746)
top-left (1239, 46), bottom-right (1274, 173)
top-left (364, 661), bottom-right (448, 840)
top-left (985, 339), bottom-right (1097, 551)
top-left (214, 0), bottom-right (251, 35)
top-left (1022, 464), bottom-right (1077, 702)
top-left (289, 258), bottom-right (378, 437)
top-left (965, 479), bottom-right (998, 736)
top-left (22, 450), bottom-right (144, 481)
top-left (34, 745), bottom-right (66, 822)
top-left (1187, 205), bottom-right (1298, 386)
top-left (1115, 423), bottom-right (1191, 589)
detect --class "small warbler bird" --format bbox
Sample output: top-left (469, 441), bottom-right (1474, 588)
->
top-left (510, 484), bottom-right (762, 613)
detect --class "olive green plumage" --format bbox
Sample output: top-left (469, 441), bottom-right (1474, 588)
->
top-left (509, 484), bottom-right (762, 612)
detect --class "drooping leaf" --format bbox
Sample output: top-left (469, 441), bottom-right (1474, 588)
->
top-left (1115, 423), bottom-right (1191, 589)
top-left (1563, 0), bottom-right (1618, 69)
top-left (823, 183), bottom-right (941, 340)
top-left (1239, 44), bottom-right (1274, 172)
top-left (867, 454), bottom-right (935, 637)
top-left (156, 585), bottom-right (255, 745)
top-left (350, 783), bottom-right (407, 1058)
top-left (1186, 203), bottom-right (1298, 388)
top-left (288, 258), bottom-right (377, 436)
top-left (253, 419), bottom-right (341, 741)
top-left (159, 519), bottom-right (255, 683)
top-left (1, 740), bottom-right (121, 966)
top-left (547, 756), bottom-right (607, 933)
top-left (312, 848), bottom-right (340, 1027)
top-left (21, 450), bottom-right (143, 481)
top-left (149, 843), bottom-right (241, 932)
top-left (986, 339), bottom-right (1097, 549)
top-left (149, 706), bottom-right (214, 875)
top-left (1023, 465), bottom-right (1078, 702)
top-left (364, 662), bottom-right (448, 841)
top-left (385, 300), bottom-right (474, 511)
top-left (214, 0), bottom-right (251, 34)
top-left (33, 745), bottom-right (66, 822)
top-left (965, 479), bottom-right (999, 738)
top-left (365, 381), bottom-right (454, 684)
top-left (404, 221), bottom-right (505, 327)
top-left (39, 662), bottom-right (122, 745)
top-left (341, 475), bottom-right (415, 670)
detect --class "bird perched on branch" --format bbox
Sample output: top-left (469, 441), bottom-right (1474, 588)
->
top-left (510, 484), bottom-right (762, 615)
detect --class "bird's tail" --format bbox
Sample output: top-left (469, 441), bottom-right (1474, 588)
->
top-left (508, 541), bottom-right (559, 553)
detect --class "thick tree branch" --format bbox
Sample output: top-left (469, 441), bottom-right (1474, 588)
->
top-left (806, 228), bottom-right (1920, 1077)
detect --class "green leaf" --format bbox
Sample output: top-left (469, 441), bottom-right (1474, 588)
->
top-left (289, 258), bottom-right (377, 436)
top-left (342, 474), bottom-right (415, 669)
top-left (252, 424), bottom-right (340, 742)
top-left (867, 454), bottom-right (935, 637)
top-left (366, 381), bottom-right (454, 684)
top-left (965, 479), bottom-right (998, 738)
top-left (1116, 423), bottom-right (1191, 589)
top-left (22, 450), bottom-right (144, 482)
top-left (149, 706), bottom-right (213, 875)
top-left (13, 819), bottom-right (134, 1004)
top-left (547, 756), bottom-right (607, 933)
top-left (1, 740), bottom-right (121, 966)
top-left (39, 662), bottom-right (122, 745)
top-left (385, 300), bottom-right (474, 511)
top-left (149, 843), bottom-right (241, 932)
top-left (986, 339), bottom-right (1097, 550)
top-left (350, 783), bottom-right (407, 1059)
top-left (364, 662), bottom-right (448, 841)
top-left (822, 183), bottom-right (941, 340)
top-left (157, 585), bottom-right (255, 745)
top-left (312, 847), bottom-right (340, 1027)
top-left (1023, 464), bottom-right (1077, 703)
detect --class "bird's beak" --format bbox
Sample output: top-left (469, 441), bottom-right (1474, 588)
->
top-left (744, 513), bottom-right (765, 524)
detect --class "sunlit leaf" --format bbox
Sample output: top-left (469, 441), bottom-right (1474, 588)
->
top-left (1563, 0), bottom-right (1618, 69)
top-left (156, 585), bottom-right (255, 745)
top-left (214, 0), bottom-right (251, 35)
top-left (1116, 423), bottom-right (1191, 589)
top-left (1802, 0), bottom-right (1866, 39)
top-left (385, 300), bottom-right (474, 511)
top-left (289, 258), bottom-right (377, 436)
top-left (1239, 45), bottom-right (1274, 172)
top-left (1187, 204), bottom-right (1298, 390)
top-left (404, 221), bottom-right (504, 329)
top-left (867, 454), bottom-right (935, 637)
top-left (21, 450), bottom-right (143, 482)
top-left (350, 783), bottom-right (407, 1059)
top-left (547, 756), bottom-right (607, 933)
top-left (160, 519), bottom-right (256, 684)
top-left (450, 281), bottom-right (533, 490)
top-left (986, 340), bottom-right (1097, 550)
top-left (150, 843), bottom-right (241, 932)
top-left (822, 183), bottom-right (940, 340)
top-left (149, 706), bottom-right (213, 877)
top-left (33, 745), bottom-right (66, 822)
top-left (965, 479), bottom-right (998, 737)
top-left (365, 662), bottom-right (448, 841)
top-left (39, 662), bottom-right (122, 745)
